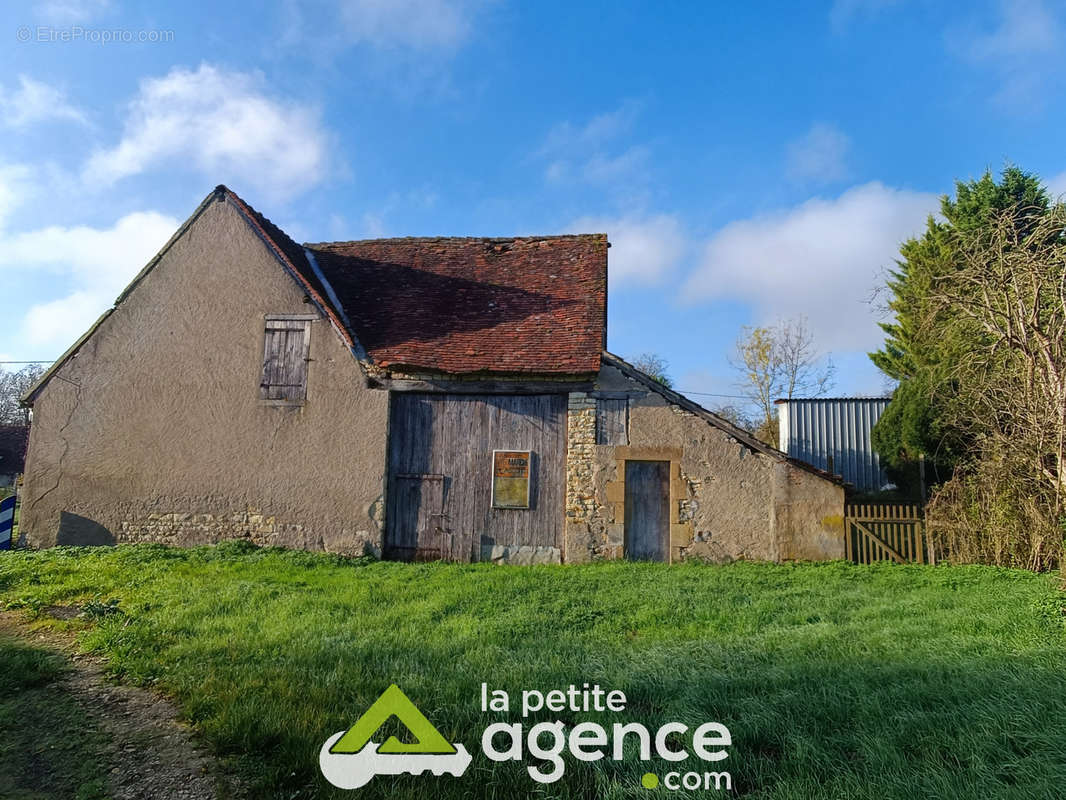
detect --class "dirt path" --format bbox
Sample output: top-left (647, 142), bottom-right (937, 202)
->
top-left (0, 611), bottom-right (227, 800)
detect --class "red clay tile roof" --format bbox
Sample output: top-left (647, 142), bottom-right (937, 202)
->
top-left (305, 236), bottom-right (608, 375)
top-left (221, 186), bottom-right (608, 374)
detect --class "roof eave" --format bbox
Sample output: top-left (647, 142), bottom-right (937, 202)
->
top-left (21, 187), bottom-right (229, 407)
top-left (23, 185), bottom-right (376, 407)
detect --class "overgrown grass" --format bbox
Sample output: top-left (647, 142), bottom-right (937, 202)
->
top-left (1, 542), bottom-right (1065, 799)
top-left (0, 632), bottom-right (110, 799)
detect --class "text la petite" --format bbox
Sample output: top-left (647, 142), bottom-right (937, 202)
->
top-left (481, 682), bottom-right (627, 716)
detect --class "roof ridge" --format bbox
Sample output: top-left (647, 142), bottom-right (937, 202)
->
top-left (220, 187), bottom-right (303, 256)
top-left (306, 233), bottom-right (608, 248)
top-left (219, 188), bottom-right (368, 368)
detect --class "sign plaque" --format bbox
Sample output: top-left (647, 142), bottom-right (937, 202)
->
top-left (492, 450), bottom-right (531, 509)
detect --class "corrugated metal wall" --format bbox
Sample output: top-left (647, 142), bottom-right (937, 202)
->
top-left (777, 398), bottom-right (890, 490)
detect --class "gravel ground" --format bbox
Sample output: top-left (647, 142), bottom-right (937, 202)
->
top-left (0, 611), bottom-right (228, 800)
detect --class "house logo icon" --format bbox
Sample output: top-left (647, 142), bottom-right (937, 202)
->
top-left (319, 684), bottom-right (472, 789)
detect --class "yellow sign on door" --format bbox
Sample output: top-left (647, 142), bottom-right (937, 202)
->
top-left (492, 450), bottom-right (531, 508)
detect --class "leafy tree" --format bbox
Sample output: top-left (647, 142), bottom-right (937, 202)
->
top-left (630, 353), bottom-right (673, 388)
top-left (870, 166), bottom-right (1051, 488)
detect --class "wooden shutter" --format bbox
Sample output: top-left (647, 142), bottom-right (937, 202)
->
top-left (596, 398), bottom-right (628, 445)
top-left (260, 316), bottom-right (312, 401)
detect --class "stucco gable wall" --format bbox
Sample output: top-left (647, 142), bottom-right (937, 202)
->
top-left (564, 364), bottom-right (844, 563)
top-left (21, 198), bottom-right (389, 553)
top-left (770, 461), bottom-right (846, 561)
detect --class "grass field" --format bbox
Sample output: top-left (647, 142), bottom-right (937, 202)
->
top-left (1, 543), bottom-right (1064, 799)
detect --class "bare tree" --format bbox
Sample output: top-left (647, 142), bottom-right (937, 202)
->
top-left (922, 205), bottom-right (1066, 571)
top-left (709, 403), bottom-right (757, 433)
top-left (0, 364), bottom-right (46, 425)
top-left (730, 317), bottom-right (835, 443)
top-left (630, 352), bottom-right (673, 388)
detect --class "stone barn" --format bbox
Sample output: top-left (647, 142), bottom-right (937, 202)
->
top-left (20, 185), bottom-right (844, 562)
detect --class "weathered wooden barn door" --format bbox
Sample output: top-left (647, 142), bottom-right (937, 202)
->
top-left (624, 460), bottom-right (670, 561)
top-left (388, 474), bottom-right (447, 561)
top-left (387, 393), bottom-right (565, 562)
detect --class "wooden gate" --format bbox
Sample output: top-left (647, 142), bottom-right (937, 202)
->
top-left (845, 504), bottom-right (933, 565)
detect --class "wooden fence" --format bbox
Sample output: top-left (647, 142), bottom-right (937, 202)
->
top-left (845, 503), bottom-right (933, 565)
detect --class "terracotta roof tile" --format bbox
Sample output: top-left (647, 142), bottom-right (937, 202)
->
top-left (306, 236), bottom-right (607, 375)
top-left (221, 186), bottom-right (607, 375)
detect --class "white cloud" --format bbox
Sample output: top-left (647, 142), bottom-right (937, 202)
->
top-left (950, 0), bottom-right (1064, 111)
top-left (283, 0), bottom-right (485, 51)
top-left (682, 182), bottom-right (937, 352)
top-left (37, 0), bottom-right (110, 23)
top-left (539, 103), bottom-right (641, 155)
top-left (1045, 169), bottom-right (1066, 200)
top-left (538, 102), bottom-right (647, 187)
top-left (568, 214), bottom-right (685, 289)
top-left (0, 211), bottom-right (179, 350)
top-left (338, 0), bottom-right (477, 49)
top-left (83, 64), bottom-right (330, 201)
top-left (0, 165), bottom-right (33, 228)
top-left (0, 76), bottom-right (86, 129)
top-left (548, 146), bottom-right (650, 186)
top-left (786, 123), bottom-right (850, 185)
top-left (964, 0), bottom-right (1060, 60)
top-left (21, 291), bottom-right (104, 351)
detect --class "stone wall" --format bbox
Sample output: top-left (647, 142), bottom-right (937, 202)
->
top-left (564, 392), bottom-right (597, 561)
top-left (480, 544), bottom-right (561, 564)
top-left (116, 506), bottom-right (380, 556)
top-left (563, 365), bottom-right (846, 563)
top-left (770, 461), bottom-right (847, 561)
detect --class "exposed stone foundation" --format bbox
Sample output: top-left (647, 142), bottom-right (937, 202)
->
top-left (481, 544), bottom-right (561, 564)
top-left (117, 508), bottom-right (378, 557)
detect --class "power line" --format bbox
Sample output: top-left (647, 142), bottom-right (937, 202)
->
top-left (0, 360), bottom-right (55, 364)
top-left (676, 389), bottom-right (749, 400)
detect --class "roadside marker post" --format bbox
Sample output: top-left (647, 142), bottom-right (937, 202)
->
top-left (0, 493), bottom-right (15, 550)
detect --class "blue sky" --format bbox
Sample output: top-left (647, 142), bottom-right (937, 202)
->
top-left (3, 0), bottom-right (1066, 410)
